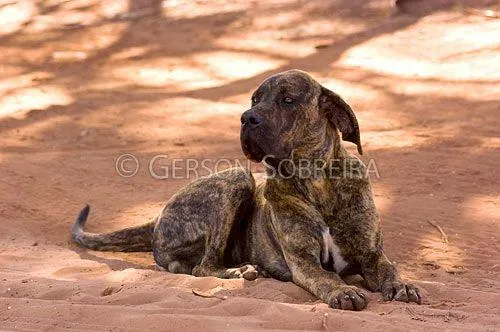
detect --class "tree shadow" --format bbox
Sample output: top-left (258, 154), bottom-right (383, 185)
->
top-left (0, 0), bottom-right (498, 307)
top-left (71, 246), bottom-right (153, 271)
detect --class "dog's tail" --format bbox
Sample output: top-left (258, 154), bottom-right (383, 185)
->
top-left (71, 205), bottom-right (157, 252)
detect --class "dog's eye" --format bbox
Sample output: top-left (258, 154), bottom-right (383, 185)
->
top-left (283, 97), bottom-right (294, 104)
top-left (251, 96), bottom-right (259, 104)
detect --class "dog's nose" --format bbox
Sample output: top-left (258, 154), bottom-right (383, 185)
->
top-left (241, 111), bottom-right (262, 128)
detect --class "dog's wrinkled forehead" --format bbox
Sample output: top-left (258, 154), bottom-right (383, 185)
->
top-left (254, 70), bottom-right (320, 101)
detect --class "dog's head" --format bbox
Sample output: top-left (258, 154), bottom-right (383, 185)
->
top-left (240, 69), bottom-right (362, 166)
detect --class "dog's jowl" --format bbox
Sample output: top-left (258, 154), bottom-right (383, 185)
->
top-left (72, 69), bottom-right (422, 311)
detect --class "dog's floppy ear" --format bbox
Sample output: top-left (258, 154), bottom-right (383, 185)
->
top-left (319, 86), bottom-right (363, 155)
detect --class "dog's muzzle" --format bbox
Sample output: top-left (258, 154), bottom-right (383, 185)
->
top-left (240, 110), bottom-right (266, 162)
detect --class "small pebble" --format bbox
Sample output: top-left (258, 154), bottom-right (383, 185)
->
top-left (101, 286), bottom-right (114, 296)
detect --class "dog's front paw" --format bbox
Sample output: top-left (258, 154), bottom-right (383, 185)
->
top-left (381, 281), bottom-right (421, 304)
top-left (330, 286), bottom-right (368, 311)
top-left (224, 264), bottom-right (258, 281)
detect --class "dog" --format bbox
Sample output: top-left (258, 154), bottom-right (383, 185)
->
top-left (72, 69), bottom-right (421, 310)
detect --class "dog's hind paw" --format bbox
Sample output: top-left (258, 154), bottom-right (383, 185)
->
top-left (224, 264), bottom-right (258, 281)
top-left (193, 264), bottom-right (259, 281)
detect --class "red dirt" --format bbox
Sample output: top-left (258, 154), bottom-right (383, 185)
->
top-left (0, 0), bottom-right (499, 331)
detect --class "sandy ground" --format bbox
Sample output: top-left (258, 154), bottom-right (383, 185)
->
top-left (0, 0), bottom-right (499, 331)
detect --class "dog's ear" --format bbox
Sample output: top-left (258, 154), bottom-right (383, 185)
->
top-left (319, 86), bottom-right (363, 155)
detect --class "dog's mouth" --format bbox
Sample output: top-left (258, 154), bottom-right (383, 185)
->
top-left (241, 139), bottom-right (266, 162)
top-left (240, 133), bottom-right (266, 162)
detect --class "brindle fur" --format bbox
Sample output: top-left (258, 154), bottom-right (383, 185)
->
top-left (72, 70), bottom-right (421, 310)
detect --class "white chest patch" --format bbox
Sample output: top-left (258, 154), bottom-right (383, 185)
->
top-left (321, 227), bottom-right (349, 274)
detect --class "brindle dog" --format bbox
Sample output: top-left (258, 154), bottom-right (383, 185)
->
top-left (72, 70), bottom-right (422, 310)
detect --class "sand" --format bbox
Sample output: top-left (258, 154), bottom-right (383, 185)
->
top-left (0, 0), bottom-right (499, 330)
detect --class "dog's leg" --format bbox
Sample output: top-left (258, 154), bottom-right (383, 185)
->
top-left (330, 177), bottom-right (422, 303)
top-left (285, 249), bottom-right (368, 310)
top-left (192, 208), bottom-right (258, 281)
top-left (272, 205), bottom-right (368, 310)
top-left (153, 168), bottom-right (258, 280)
top-left (342, 181), bottom-right (422, 305)
top-left (190, 171), bottom-right (258, 280)
top-left (361, 251), bottom-right (422, 304)
top-left (185, 168), bottom-right (258, 281)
